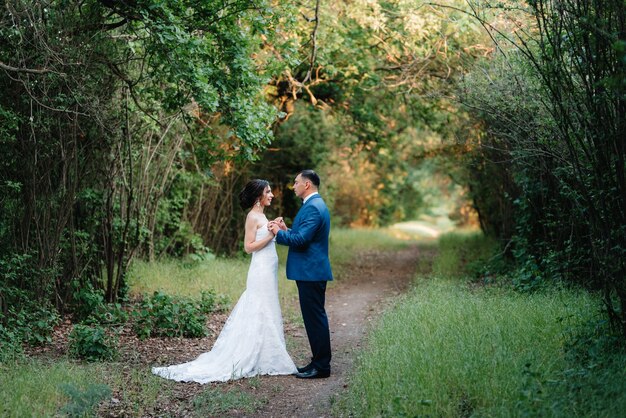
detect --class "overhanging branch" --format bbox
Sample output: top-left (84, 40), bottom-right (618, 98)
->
top-left (0, 60), bottom-right (63, 75)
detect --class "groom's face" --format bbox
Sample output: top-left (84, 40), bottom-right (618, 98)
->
top-left (293, 174), bottom-right (307, 199)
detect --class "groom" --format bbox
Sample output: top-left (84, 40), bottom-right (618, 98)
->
top-left (268, 169), bottom-right (333, 379)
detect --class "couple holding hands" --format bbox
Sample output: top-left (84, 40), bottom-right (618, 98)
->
top-left (152, 169), bottom-right (333, 382)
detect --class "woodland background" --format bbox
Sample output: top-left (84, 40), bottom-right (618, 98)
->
top-left (0, 0), bottom-right (625, 360)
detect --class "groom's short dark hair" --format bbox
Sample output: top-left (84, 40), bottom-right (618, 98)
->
top-left (299, 169), bottom-right (320, 187)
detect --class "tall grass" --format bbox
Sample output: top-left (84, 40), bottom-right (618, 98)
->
top-left (338, 279), bottom-right (601, 416)
top-left (0, 360), bottom-right (104, 417)
top-left (336, 232), bottom-right (626, 417)
top-left (431, 231), bottom-right (501, 278)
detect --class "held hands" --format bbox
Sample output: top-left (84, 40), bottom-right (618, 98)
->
top-left (275, 217), bottom-right (287, 230)
top-left (267, 217), bottom-right (287, 235)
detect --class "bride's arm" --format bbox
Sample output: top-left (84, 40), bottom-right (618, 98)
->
top-left (243, 215), bottom-right (275, 254)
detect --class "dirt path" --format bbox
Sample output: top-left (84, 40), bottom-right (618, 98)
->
top-left (241, 244), bottom-right (432, 418)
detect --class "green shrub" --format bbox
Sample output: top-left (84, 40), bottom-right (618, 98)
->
top-left (5, 303), bottom-right (60, 347)
top-left (132, 291), bottom-right (207, 339)
top-left (0, 321), bottom-right (23, 362)
top-left (82, 303), bottom-right (129, 327)
top-left (198, 289), bottom-right (217, 314)
top-left (516, 318), bottom-right (626, 416)
top-left (68, 324), bottom-right (118, 362)
top-left (0, 254), bottom-right (60, 348)
top-left (70, 279), bottom-right (129, 326)
top-left (511, 258), bottom-right (547, 292)
top-left (25, 305), bottom-right (61, 346)
top-left (71, 280), bottom-right (106, 323)
top-left (0, 298), bottom-right (59, 361)
top-left (197, 289), bottom-right (229, 314)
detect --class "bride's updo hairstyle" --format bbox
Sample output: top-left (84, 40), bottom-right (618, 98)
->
top-left (239, 179), bottom-right (270, 210)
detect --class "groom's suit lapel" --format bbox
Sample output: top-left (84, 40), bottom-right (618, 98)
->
top-left (296, 195), bottom-right (320, 223)
top-left (293, 196), bottom-right (311, 230)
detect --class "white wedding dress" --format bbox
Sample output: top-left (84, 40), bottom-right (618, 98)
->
top-left (152, 224), bottom-right (297, 383)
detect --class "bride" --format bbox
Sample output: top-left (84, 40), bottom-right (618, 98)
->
top-left (152, 179), bottom-right (297, 383)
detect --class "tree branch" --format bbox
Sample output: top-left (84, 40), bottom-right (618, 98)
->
top-left (0, 60), bottom-right (63, 75)
top-left (301, 0), bottom-right (320, 86)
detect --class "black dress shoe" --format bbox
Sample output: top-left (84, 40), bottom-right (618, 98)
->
top-left (295, 368), bottom-right (330, 379)
top-left (297, 363), bottom-right (313, 373)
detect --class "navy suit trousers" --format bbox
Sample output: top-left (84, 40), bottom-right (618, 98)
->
top-left (296, 280), bottom-right (331, 372)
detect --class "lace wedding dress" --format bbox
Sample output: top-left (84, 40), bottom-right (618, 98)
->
top-left (152, 224), bottom-right (297, 383)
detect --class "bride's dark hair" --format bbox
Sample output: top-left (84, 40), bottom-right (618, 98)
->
top-left (239, 179), bottom-right (270, 210)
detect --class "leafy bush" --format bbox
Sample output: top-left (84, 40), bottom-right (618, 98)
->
top-left (197, 289), bottom-right (229, 314)
top-left (511, 258), bottom-right (547, 293)
top-left (0, 252), bottom-right (62, 353)
top-left (24, 306), bottom-right (61, 346)
top-left (0, 321), bottom-right (23, 362)
top-left (71, 280), bottom-right (106, 323)
top-left (70, 279), bottom-right (129, 326)
top-left (459, 0), bottom-right (626, 334)
top-left (3, 303), bottom-right (60, 347)
top-left (517, 318), bottom-right (626, 416)
top-left (187, 248), bottom-right (216, 263)
top-left (68, 324), bottom-right (118, 362)
top-left (81, 303), bottom-right (129, 327)
top-left (132, 292), bottom-right (207, 339)
top-left (99, 303), bottom-right (129, 325)
top-left (198, 290), bottom-right (217, 314)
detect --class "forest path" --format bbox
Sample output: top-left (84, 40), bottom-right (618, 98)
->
top-left (242, 242), bottom-right (436, 418)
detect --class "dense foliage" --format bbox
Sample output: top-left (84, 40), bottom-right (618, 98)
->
top-left (0, 0), bottom-right (286, 319)
top-left (457, 0), bottom-right (625, 335)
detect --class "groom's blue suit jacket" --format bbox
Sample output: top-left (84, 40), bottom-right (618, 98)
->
top-left (276, 194), bottom-right (333, 282)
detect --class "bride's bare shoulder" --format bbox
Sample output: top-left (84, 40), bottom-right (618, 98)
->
top-left (245, 211), bottom-right (267, 229)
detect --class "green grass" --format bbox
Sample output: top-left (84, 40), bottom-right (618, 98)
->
top-left (0, 360), bottom-right (107, 417)
top-left (0, 358), bottom-right (165, 417)
top-left (337, 278), bottom-right (603, 417)
top-left (336, 232), bottom-right (626, 417)
top-left (0, 359), bottom-right (88, 417)
top-left (192, 385), bottom-right (267, 416)
top-left (431, 230), bottom-right (501, 278)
